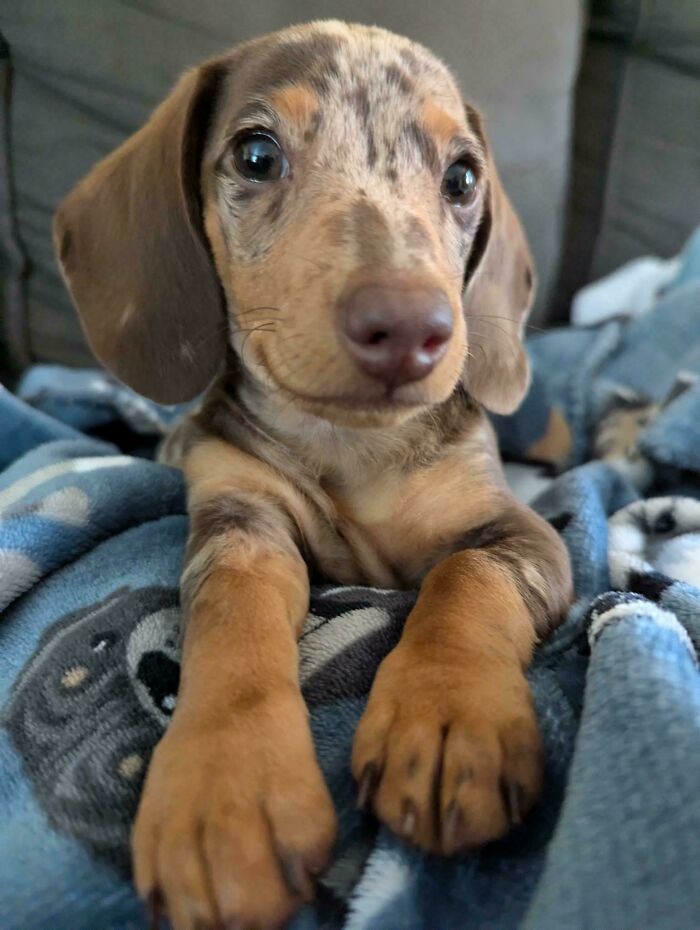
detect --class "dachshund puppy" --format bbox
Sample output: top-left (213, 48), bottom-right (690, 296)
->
top-left (55, 20), bottom-right (572, 930)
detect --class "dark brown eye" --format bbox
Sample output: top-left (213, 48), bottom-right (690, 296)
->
top-left (232, 131), bottom-right (288, 182)
top-left (442, 160), bottom-right (477, 204)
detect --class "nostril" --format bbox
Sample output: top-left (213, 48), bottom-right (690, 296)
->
top-left (368, 331), bottom-right (389, 346)
top-left (423, 334), bottom-right (445, 353)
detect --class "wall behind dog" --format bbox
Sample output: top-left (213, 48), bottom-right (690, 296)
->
top-left (0, 0), bottom-right (582, 372)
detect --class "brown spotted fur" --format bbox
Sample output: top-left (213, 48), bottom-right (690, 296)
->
top-left (54, 20), bottom-right (572, 930)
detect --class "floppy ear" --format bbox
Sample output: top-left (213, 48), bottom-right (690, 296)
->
top-left (54, 61), bottom-right (228, 404)
top-left (462, 112), bottom-right (535, 415)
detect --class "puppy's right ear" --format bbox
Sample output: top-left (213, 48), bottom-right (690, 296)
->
top-left (54, 60), bottom-right (228, 403)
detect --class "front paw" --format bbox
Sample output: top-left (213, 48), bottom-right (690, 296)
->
top-left (352, 646), bottom-right (542, 854)
top-left (133, 692), bottom-right (337, 930)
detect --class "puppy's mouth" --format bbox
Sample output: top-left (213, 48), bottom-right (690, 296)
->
top-left (270, 370), bottom-right (427, 412)
top-left (258, 356), bottom-right (436, 425)
top-left (253, 335), bottom-right (464, 426)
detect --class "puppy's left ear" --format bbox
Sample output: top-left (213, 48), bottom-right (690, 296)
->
top-left (461, 111), bottom-right (535, 415)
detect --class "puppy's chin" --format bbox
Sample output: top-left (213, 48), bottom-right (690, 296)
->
top-left (281, 375), bottom-right (462, 429)
top-left (294, 398), bottom-right (423, 430)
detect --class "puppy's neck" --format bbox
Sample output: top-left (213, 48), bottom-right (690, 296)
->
top-left (235, 370), bottom-right (482, 486)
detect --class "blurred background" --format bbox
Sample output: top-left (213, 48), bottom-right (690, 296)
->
top-left (0, 8), bottom-right (700, 928)
top-left (0, 0), bottom-right (698, 381)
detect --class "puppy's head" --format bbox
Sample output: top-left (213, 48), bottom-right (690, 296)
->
top-left (55, 21), bottom-right (534, 427)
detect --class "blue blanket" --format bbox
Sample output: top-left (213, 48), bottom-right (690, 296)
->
top-left (2, 228), bottom-right (700, 930)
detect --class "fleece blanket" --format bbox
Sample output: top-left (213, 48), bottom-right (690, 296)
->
top-left (1, 228), bottom-right (700, 930)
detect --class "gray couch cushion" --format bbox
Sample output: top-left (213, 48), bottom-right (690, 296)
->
top-left (553, 0), bottom-right (700, 319)
top-left (1, 1), bottom-right (582, 369)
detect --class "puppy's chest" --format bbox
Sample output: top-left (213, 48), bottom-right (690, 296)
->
top-left (313, 454), bottom-right (500, 588)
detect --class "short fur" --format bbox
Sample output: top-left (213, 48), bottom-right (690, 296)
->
top-left (55, 21), bottom-right (572, 930)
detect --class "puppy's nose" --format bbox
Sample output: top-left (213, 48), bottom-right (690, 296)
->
top-left (338, 284), bottom-right (453, 386)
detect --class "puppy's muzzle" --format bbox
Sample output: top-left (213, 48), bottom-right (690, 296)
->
top-left (337, 283), bottom-right (453, 388)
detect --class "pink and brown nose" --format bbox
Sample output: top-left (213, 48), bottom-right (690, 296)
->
top-left (337, 284), bottom-right (453, 387)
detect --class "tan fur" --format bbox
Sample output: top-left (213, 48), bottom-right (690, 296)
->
top-left (422, 99), bottom-right (464, 145)
top-left (55, 20), bottom-right (572, 930)
top-left (270, 84), bottom-right (320, 124)
top-left (321, 428), bottom-right (502, 583)
top-left (527, 407), bottom-right (573, 466)
top-left (133, 561), bottom-right (334, 929)
top-left (353, 550), bottom-right (541, 852)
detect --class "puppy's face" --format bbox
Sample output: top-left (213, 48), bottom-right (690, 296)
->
top-left (203, 24), bottom-right (480, 426)
top-left (56, 21), bottom-right (534, 426)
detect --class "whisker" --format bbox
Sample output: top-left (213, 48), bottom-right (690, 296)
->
top-left (180, 315), bottom-right (281, 361)
top-left (231, 323), bottom-right (277, 333)
top-left (469, 332), bottom-right (520, 367)
top-left (470, 313), bottom-right (545, 335)
top-left (468, 341), bottom-right (489, 368)
top-left (468, 318), bottom-right (517, 343)
top-left (239, 326), bottom-right (272, 353)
